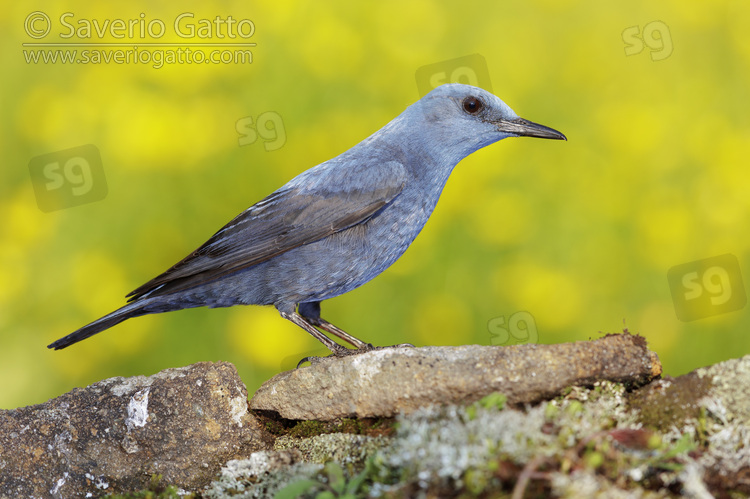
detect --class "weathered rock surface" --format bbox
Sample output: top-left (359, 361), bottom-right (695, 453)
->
top-left (251, 333), bottom-right (661, 420)
top-left (630, 353), bottom-right (750, 429)
top-left (210, 355), bottom-right (750, 499)
top-left (0, 361), bottom-right (272, 498)
top-left (4, 335), bottom-right (748, 498)
top-left (629, 354), bottom-right (750, 494)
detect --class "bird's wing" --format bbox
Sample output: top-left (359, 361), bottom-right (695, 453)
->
top-left (126, 160), bottom-right (407, 300)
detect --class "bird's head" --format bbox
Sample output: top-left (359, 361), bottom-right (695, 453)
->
top-left (413, 83), bottom-right (566, 161)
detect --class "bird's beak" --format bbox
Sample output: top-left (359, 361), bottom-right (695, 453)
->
top-left (495, 118), bottom-right (567, 141)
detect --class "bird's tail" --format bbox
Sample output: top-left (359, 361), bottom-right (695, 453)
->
top-left (47, 301), bottom-right (149, 350)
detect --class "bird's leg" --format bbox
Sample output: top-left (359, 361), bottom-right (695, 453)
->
top-left (318, 323), bottom-right (414, 348)
top-left (299, 301), bottom-right (416, 350)
top-left (298, 301), bottom-right (372, 350)
top-left (281, 302), bottom-right (416, 367)
top-left (279, 310), bottom-right (350, 356)
top-left (316, 319), bottom-right (375, 349)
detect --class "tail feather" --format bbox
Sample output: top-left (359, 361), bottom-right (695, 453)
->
top-left (47, 301), bottom-right (148, 350)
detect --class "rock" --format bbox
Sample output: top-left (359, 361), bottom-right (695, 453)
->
top-left (208, 360), bottom-right (750, 498)
top-left (630, 354), bottom-right (750, 429)
top-left (629, 354), bottom-right (750, 494)
top-left (0, 361), bottom-right (272, 498)
top-left (251, 333), bottom-right (661, 420)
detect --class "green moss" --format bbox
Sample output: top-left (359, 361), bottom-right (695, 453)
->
top-left (263, 417), bottom-right (287, 435)
top-left (583, 450), bottom-right (604, 469)
top-left (462, 468), bottom-right (488, 495)
top-left (258, 415), bottom-right (397, 440)
top-left (288, 420), bottom-right (327, 438)
top-left (544, 402), bottom-right (559, 420)
top-left (564, 400), bottom-right (583, 416)
top-left (476, 392), bottom-right (507, 411)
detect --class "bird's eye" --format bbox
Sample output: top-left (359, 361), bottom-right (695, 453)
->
top-left (462, 96), bottom-right (483, 114)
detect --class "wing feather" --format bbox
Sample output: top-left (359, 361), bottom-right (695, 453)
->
top-left (126, 161), bottom-right (406, 300)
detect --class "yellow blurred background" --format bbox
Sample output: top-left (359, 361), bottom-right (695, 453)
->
top-left (2, 1), bottom-right (749, 409)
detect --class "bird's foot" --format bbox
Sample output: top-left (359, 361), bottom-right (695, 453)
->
top-left (295, 342), bottom-right (415, 368)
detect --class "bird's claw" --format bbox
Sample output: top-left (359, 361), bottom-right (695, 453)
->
top-left (295, 356), bottom-right (317, 368)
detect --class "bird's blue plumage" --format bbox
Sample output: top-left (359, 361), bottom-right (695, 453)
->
top-left (48, 83), bottom-right (565, 353)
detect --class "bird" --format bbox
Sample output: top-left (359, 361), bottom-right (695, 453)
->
top-left (48, 83), bottom-right (566, 356)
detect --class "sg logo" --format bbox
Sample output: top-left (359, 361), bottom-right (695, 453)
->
top-left (236, 111), bottom-right (286, 151)
top-left (487, 311), bottom-right (538, 346)
top-left (622, 20), bottom-right (673, 62)
top-left (668, 254), bottom-right (746, 321)
top-left (28, 144), bottom-right (107, 213)
top-left (415, 54), bottom-right (493, 97)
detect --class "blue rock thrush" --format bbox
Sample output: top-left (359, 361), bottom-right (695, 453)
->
top-left (48, 84), bottom-right (566, 355)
